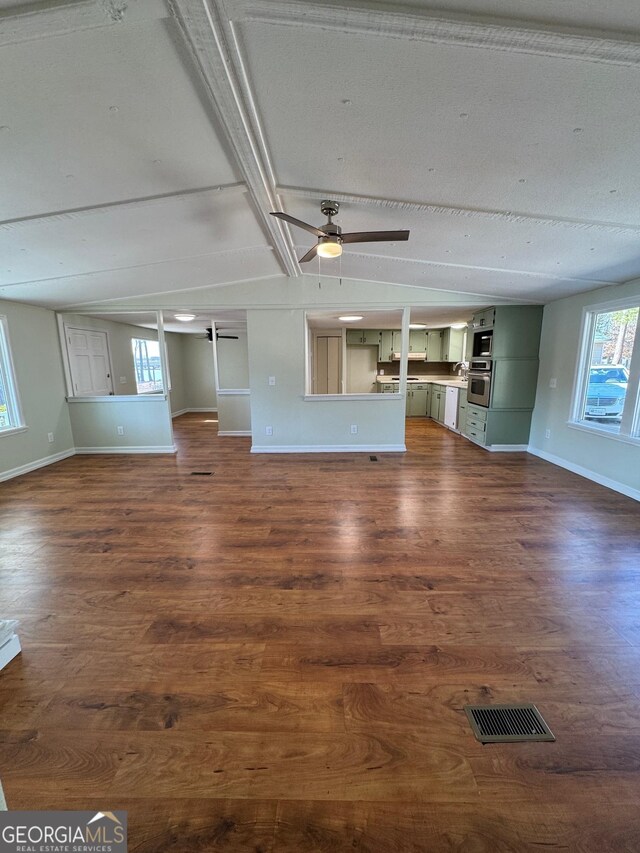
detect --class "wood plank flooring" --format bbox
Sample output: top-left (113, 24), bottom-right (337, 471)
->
top-left (1, 414), bottom-right (640, 850)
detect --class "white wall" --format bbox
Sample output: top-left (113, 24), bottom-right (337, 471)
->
top-left (0, 300), bottom-right (74, 479)
top-left (247, 309), bottom-right (405, 451)
top-left (68, 397), bottom-right (174, 451)
top-left (530, 277), bottom-right (640, 499)
top-left (181, 335), bottom-right (217, 410)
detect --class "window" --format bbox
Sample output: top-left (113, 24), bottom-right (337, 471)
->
top-left (572, 300), bottom-right (640, 439)
top-left (131, 339), bottom-right (164, 394)
top-left (0, 316), bottom-right (25, 434)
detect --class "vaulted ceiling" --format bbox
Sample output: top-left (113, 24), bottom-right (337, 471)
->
top-left (2, 0), bottom-right (640, 309)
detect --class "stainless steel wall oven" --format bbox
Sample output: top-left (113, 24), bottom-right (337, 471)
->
top-left (467, 359), bottom-right (492, 407)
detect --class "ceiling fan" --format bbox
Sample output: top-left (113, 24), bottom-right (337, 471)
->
top-left (270, 200), bottom-right (410, 264)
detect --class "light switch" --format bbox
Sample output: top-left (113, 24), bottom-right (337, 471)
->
top-left (549, 378), bottom-right (557, 388)
top-left (120, 376), bottom-right (127, 384)
top-left (268, 376), bottom-right (276, 386)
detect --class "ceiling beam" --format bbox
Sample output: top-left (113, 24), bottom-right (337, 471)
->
top-left (280, 185), bottom-right (640, 236)
top-left (168, 0), bottom-right (300, 277)
top-left (0, 183), bottom-right (247, 231)
top-left (0, 0), bottom-right (169, 47)
top-left (238, 0), bottom-right (640, 69)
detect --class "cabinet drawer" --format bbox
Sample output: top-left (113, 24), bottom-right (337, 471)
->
top-left (467, 416), bottom-right (486, 432)
top-left (466, 426), bottom-right (487, 445)
top-left (467, 404), bottom-right (487, 422)
top-left (413, 383), bottom-right (429, 390)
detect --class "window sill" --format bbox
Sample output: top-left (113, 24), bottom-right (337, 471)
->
top-left (567, 420), bottom-right (640, 447)
top-left (0, 425), bottom-right (28, 438)
top-left (303, 393), bottom-right (403, 401)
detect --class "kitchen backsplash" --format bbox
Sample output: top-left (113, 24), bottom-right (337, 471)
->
top-left (376, 362), bottom-right (458, 377)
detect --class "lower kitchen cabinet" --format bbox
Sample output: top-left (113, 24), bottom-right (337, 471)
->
top-left (429, 385), bottom-right (446, 422)
top-left (462, 402), bottom-right (533, 447)
top-left (406, 384), bottom-right (429, 416)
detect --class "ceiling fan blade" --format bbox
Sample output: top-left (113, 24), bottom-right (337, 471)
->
top-left (270, 211), bottom-right (328, 238)
top-left (298, 244), bottom-right (319, 264)
top-left (341, 230), bottom-right (410, 244)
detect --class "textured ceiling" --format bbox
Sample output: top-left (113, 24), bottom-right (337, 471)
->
top-left (1, 0), bottom-right (639, 310)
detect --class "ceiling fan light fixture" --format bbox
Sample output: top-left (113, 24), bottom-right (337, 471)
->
top-left (317, 237), bottom-right (343, 259)
top-left (175, 313), bottom-right (196, 322)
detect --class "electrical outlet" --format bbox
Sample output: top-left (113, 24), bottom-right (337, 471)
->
top-left (47, 432), bottom-right (54, 443)
top-left (117, 426), bottom-right (124, 436)
top-left (545, 428), bottom-right (551, 439)
top-left (119, 376), bottom-right (127, 384)
top-left (268, 376), bottom-right (276, 386)
top-left (350, 424), bottom-right (358, 434)
top-left (265, 425), bottom-right (273, 436)
top-left (549, 378), bottom-right (557, 388)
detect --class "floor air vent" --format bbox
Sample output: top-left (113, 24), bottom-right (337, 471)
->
top-left (464, 704), bottom-right (555, 743)
top-left (190, 471), bottom-right (213, 476)
top-left (369, 455), bottom-right (378, 462)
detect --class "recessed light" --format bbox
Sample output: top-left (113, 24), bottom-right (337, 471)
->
top-left (339, 315), bottom-right (363, 322)
top-left (409, 324), bottom-right (426, 329)
top-left (174, 313), bottom-right (196, 322)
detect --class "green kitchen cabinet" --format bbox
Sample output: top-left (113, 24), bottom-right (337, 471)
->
top-left (491, 306), bottom-right (543, 359)
top-left (426, 330), bottom-right (443, 362)
top-left (429, 385), bottom-right (445, 422)
top-left (441, 327), bottom-right (465, 362)
top-left (378, 382), bottom-right (398, 394)
top-left (470, 307), bottom-right (495, 330)
top-left (346, 329), bottom-right (381, 346)
top-left (457, 389), bottom-right (468, 428)
top-left (406, 383), bottom-right (429, 416)
top-left (379, 330), bottom-right (395, 362)
top-left (409, 329), bottom-right (427, 353)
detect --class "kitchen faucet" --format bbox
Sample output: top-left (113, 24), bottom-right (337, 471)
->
top-left (453, 361), bottom-right (469, 380)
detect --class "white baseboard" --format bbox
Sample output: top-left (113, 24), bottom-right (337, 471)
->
top-left (75, 445), bottom-right (177, 454)
top-left (0, 448), bottom-right (75, 482)
top-left (251, 444), bottom-right (407, 453)
top-left (172, 408), bottom-right (218, 418)
top-left (528, 446), bottom-right (640, 502)
top-left (219, 430), bottom-right (252, 437)
top-left (487, 444), bottom-right (529, 452)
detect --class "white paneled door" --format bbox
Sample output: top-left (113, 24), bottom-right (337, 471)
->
top-left (66, 327), bottom-right (113, 396)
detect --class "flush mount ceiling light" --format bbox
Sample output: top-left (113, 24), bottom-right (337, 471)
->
top-left (409, 323), bottom-right (427, 329)
top-left (270, 200), bottom-right (409, 263)
top-left (174, 313), bottom-right (196, 322)
top-left (339, 315), bottom-right (364, 322)
top-left (451, 323), bottom-right (467, 329)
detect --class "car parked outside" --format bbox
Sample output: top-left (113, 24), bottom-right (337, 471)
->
top-left (584, 365), bottom-right (629, 421)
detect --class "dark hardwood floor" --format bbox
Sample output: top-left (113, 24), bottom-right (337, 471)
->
top-left (1, 413), bottom-right (640, 851)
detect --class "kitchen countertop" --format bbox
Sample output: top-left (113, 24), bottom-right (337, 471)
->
top-left (376, 376), bottom-right (467, 388)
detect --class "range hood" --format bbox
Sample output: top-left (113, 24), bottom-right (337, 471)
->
top-left (392, 352), bottom-right (427, 361)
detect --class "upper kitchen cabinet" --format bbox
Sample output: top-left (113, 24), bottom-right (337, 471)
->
top-left (408, 329), bottom-right (427, 353)
top-left (441, 328), bottom-right (464, 363)
top-left (346, 329), bottom-right (381, 346)
top-left (492, 306), bottom-right (543, 359)
top-left (470, 308), bottom-right (495, 330)
top-left (426, 330), bottom-right (443, 362)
